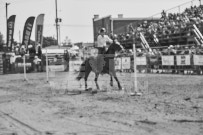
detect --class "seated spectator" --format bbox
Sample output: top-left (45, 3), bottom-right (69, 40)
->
top-left (180, 46), bottom-right (191, 55)
top-left (190, 46), bottom-right (196, 54)
top-left (136, 48), bottom-right (143, 56)
top-left (167, 45), bottom-right (176, 55)
top-left (161, 48), bottom-right (168, 55)
top-left (126, 34), bottom-right (130, 40)
top-left (196, 46), bottom-right (203, 54)
top-left (175, 45), bottom-right (182, 55)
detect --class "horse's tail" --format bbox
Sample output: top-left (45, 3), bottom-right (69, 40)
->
top-left (76, 60), bottom-right (87, 81)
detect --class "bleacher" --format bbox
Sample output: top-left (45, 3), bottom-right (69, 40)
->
top-left (118, 3), bottom-right (203, 50)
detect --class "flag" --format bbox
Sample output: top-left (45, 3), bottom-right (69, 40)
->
top-left (22, 16), bottom-right (35, 48)
top-left (35, 14), bottom-right (45, 47)
top-left (7, 15), bottom-right (16, 51)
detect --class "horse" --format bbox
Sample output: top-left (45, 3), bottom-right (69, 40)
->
top-left (76, 41), bottom-right (124, 92)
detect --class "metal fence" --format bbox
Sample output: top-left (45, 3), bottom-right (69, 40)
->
top-left (114, 54), bottom-right (203, 75)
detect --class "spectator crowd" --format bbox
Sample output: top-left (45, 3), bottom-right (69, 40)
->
top-left (117, 3), bottom-right (203, 48)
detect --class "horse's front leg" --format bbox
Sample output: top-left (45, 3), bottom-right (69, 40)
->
top-left (84, 68), bottom-right (91, 91)
top-left (110, 75), bottom-right (113, 86)
top-left (85, 81), bottom-right (87, 90)
top-left (113, 74), bottom-right (123, 90)
top-left (94, 73), bottom-right (100, 90)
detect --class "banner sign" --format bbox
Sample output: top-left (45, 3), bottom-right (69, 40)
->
top-left (7, 15), bottom-right (16, 51)
top-left (17, 63), bottom-right (32, 67)
top-left (22, 16), bottom-right (35, 48)
top-left (48, 65), bottom-right (65, 72)
top-left (136, 56), bottom-right (147, 65)
top-left (122, 57), bottom-right (131, 69)
top-left (35, 14), bottom-right (45, 47)
top-left (114, 58), bottom-right (121, 70)
top-left (193, 55), bottom-right (203, 65)
top-left (69, 60), bottom-right (83, 72)
top-left (161, 56), bottom-right (174, 65)
top-left (176, 55), bottom-right (190, 65)
top-left (49, 58), bottom-right (64, 65)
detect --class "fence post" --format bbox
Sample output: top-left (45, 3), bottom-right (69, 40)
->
top-left (23, 55), bottom-right (28, 81)
top-left (131, 43), bottom-right (142, 96)
top-left (46, 49), bottom-right (49, 83)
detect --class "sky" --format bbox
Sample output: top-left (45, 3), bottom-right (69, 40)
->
top-left (0, 0), bottom-right (201, 43)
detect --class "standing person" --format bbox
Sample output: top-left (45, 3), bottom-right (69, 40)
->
top-left (97, 28), bottom-right (113, 54)
top-left (15, 44), bottom-right (20, 55)
top-left (10, 53), bottom-right (15, 73)
top-left (64, 50), bottom-right (70, 71)
top-left (36, 43), bottom-right (42, 59)
top-left (33, 56), bottom-right (41, 72)
top-left (20, 45), bottom-right (26, 57)
top-left (36, 43), bottom-right (42, 71)
top-left (2, 53), bottom-right (6, 74)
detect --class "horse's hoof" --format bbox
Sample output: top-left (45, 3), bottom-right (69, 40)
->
top-left (85, 88), bottom-right (92, 91)
top-left (119, 87), bottom-right (124, 90)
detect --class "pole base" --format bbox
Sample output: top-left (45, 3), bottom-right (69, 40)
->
top-left (130, 92), bottom-right (142, 96)
top-left (23, 78), bottom-right (28, 82)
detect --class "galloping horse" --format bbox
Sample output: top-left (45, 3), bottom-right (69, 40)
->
top-left (76, 41), bottom-right (124, 91)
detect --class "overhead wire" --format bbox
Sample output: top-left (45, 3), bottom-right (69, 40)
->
top-left (149, 0), bottom-right (199, 18)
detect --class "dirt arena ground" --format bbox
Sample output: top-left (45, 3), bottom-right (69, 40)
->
top-left (0, 72), bottom-right (203, 135)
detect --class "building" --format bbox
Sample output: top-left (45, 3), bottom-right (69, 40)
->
top-left (93, 14), bottom-right (159, 48)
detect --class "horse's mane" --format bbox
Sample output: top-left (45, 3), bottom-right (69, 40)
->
top-left (105, 41), bottom-right (117, 55)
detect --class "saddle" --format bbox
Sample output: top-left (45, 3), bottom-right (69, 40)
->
top-left (89, 54), bottom-right (106, 74)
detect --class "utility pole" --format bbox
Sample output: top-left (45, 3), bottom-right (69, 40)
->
top-left (6, 3), bottom-right (10, 22)
top-left (6, 3), bottom-right (10, 52)
top-left (55, 0), bottom-right (59, 47)
top-left (58, 25), bottom-right (61, 46)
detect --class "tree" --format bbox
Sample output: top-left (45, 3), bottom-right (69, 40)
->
top-left (43, 36), bottom-right (57, 47)
top-left (0, 32), bottom-right (5, 51)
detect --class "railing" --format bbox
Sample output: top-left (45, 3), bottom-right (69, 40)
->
top-left (114, 54), bottom-right (203, 75)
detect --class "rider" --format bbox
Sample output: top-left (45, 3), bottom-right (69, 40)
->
top-left (97, 28), bottom-right (113, 54)
top-left (111, 34), bottom-right (119, 44)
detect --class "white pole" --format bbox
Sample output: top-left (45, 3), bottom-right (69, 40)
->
top-left (133, 43), bottom-right (138, 91)
top-left (23, 55), bottom-right (27, 81)
top-left (193, 29), bottom-right (203, 44)
top-left (131, 43), bottom-right (142, 96)
top-left (46, 49), bottom-right (49, 83)
top-left (140, 33), bottom-right (151, 50)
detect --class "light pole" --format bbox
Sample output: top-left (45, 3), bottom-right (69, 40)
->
top-left (55, 0), bottom-right (59, 47)
top-left (6, 3), bottom-right (10, 23)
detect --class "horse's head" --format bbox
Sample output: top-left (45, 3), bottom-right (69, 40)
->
top-left (111, 34), bottom-right (125, 53)
top-left (111, 40), bottom-right (125, 53)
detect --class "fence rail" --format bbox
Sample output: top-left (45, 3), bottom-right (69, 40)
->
top-left (115, 54), bottom-right (203, 75)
